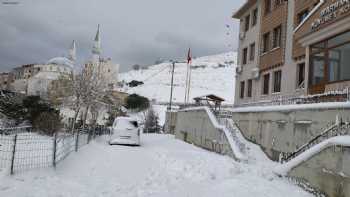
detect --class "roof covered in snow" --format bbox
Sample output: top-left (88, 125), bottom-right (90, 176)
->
top-left (47, 57), bottom-right (74, 68)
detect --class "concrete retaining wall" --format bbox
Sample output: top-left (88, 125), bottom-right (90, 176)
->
top-left (164, 111), bottom-right (177, 134)
top-left (289, 146), bottom-right (350, 197)
top-left (231, 107), bottom-right (350, 161)
top-left (174, 108), bottom-right (234, 158)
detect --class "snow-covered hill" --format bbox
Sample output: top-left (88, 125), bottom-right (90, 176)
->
top-left (119, 52), bottom-right (237, 104)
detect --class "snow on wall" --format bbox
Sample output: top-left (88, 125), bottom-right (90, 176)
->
top-left (230, 102), bottom-right (350, 113)
top-left (179, 106), bottom-right (246, 161)
top-left (274, 136), bottom-right (350, 176)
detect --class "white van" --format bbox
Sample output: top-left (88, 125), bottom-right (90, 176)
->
top-left (109, 117), bottom-right (140, 146)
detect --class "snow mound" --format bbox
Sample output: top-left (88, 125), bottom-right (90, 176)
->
top-left (119, 52), bottom-right (237, 104)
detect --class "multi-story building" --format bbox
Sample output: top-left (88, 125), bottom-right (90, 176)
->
top-left (233, 0), bottom-right (262, 104)
top-left (233, 0), bottom-right (350, 106)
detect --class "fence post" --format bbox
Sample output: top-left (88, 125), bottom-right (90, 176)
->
top-left (10, 134), bottom-right (17, 175)
top-left (52, 132), bottom-right (57, 168)
top-left (75, 130), bottom-right (79, 152)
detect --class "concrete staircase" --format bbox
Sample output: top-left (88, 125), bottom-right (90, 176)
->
top-left (218, 117), bottom-right (247, 156)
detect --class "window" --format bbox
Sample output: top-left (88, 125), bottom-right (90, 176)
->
top-left (262, 73), bottom-right (270, 95)
top-left (240, 81), bottom-right (245, 98)
top-left (273, 25), bottom-right (282, 48)
top-left (265, 0), bottom-right (272, 15)
top-left (298, 9), bottom-right (309, 25)
top-left (252, 8), bottom-right (258, 26)
top-left (243, 48), bottom-right (248, 65)
top-left (275, 0), bottom-right (282, 7)
top-left (262, 32), bottom-right (270, 53)
top-left (310, 52), bottom-right (326, 85)
top-left (328, 44), bottom-right (350, 82)
top-left (250, 43), bottom-right (255, 61)
top-left (273, 70), bottom-right (282, 93)
top-left (245, 14), bottom-right (250, 31)
top-left (247, 79), bottom-right (253, 97)
top-left (297, 63), bottom-right (305, 88)
top-left (310, 31), bottom-right (350, 86)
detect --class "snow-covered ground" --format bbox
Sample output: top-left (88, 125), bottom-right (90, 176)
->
top-left (119, 52), bottom-right (236, 104)
top-left (0, 134), bottom-right (312, 197)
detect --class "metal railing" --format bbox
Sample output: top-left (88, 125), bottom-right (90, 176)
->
top-left (219, 118), bottom-right (246, 155)
top-left (236, 88), bottom-right (350, 108)
top-left (281, 121), bottom-right (350, 163)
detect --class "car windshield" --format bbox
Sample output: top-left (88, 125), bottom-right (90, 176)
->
top-left (115, 119), bottom-right (137, 130)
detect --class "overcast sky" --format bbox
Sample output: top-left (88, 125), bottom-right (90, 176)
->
top-left (0, 0), bottom-right (244, 72)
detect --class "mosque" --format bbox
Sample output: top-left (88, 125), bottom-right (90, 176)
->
top-left (5, 25), bottom-right (119, 98)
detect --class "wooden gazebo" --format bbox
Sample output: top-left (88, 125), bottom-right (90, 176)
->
top-left (193, 94), bottom-right (225, 113)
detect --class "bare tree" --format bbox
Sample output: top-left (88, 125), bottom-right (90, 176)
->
top-left (49, 60), bottom-right (120, 132)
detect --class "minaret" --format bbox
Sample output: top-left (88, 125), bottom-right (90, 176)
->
top-left (68, 40), bottom-right (76, 62)
top-left (92, 24), bottom-right (101, 62)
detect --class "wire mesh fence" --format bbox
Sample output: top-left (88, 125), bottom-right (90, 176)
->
top-left (0, 126), bottom-right (110, 175)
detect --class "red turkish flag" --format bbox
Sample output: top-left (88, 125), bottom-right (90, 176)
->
top-left (187, 48), bottom-right (192, 64)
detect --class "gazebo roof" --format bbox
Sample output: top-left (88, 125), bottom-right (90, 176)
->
top-left (193, 94), bottom-right (225, 102)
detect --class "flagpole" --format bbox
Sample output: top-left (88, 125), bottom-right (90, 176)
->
top-left (187, 61), bottom-right (192, 103)
top-left (185, 48), bottom-right (192, 104)
top-left (169, 61), bottom-right (175, 110)
top-left (184, 63), bottom-right (189, 103)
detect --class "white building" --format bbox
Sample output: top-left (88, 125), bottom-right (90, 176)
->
top-left (27, 41), bottom-right (76, 97)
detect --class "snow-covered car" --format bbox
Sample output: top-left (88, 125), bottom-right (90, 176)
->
top-left (109, 117), bottom-right (140, 146)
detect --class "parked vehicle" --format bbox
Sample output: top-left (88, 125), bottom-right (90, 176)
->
top-left (109, 117), bottom-right (140, 146)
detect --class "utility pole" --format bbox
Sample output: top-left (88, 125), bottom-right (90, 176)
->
top-left (168, 61), bottom-right (175, 110)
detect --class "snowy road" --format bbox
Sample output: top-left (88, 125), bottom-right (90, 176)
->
top-left (0, 134), bottom-right (312, 197)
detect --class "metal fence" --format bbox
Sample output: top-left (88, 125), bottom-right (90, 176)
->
top-left (0, 127), bottom-right (110, 175)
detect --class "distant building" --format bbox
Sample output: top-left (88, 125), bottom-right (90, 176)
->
top-left (9, 41), bottom-right (76, 96)
top-left (7, 25), bottom-right (120, 97)
top-left (0, 73), bottom-right (9, 90)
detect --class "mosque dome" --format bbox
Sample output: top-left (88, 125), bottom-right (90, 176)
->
top-left (47, 57), bottom-right (74, 68)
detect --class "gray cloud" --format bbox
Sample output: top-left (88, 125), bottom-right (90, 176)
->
top-left (0, 0), bottom-right (244, 72)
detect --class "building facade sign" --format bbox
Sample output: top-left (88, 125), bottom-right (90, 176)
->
top-left (311, 0), bottom-right (350, 30)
